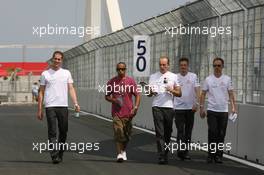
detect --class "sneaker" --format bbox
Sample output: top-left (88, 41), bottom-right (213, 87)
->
top-left (116, 153), bottom-right (124, 163)
top-left (52, 156), bottom-right (61, 164)
top-left (122, 151), bottom-right (127, 161)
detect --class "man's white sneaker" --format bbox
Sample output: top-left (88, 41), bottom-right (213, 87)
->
top-left (117, 153), bottom-right (124, 162)
top-left (122, 151), bottom-right (127, 161)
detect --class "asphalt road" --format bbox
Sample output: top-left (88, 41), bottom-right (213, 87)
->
top-left (0, 105), bottom-right (263, 175)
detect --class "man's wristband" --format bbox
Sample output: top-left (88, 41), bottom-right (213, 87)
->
top-left (134, 105), bottom-right (138, 109)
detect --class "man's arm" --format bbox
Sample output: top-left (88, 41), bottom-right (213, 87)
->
top-left (105, 95), bottom-right (114, 103)
top-left (134, 94), bottom-right (141, 108)
top-left (167, 85), bottom-right (182, 97)
top-left (192, 86), bottom-right (200, 112)
top-left (147, 87), bottom-right (157, 97)
top-left (68, 83), bottom-right (80, 112)
top-left (147, 76), bottom-right (157, 97)
top-left (37, 85), bottom-right (45, 120)
top-left (199, 90), bottom-right (206, 118)
top-left (105, 94), bottom-right (121, 106)
top-left (228, 90), bottom-right (237, 113)
top-left (131, 93), bottom-right (141, 117)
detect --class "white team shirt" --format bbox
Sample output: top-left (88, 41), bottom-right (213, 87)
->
top-left (174, 72), bottom-right (200, 110)
top-left (149, 71), bottom-right (180, 108)
top-left (202, 74), bottom-right (233, 112)
top-left (40, 68), bottom-right (73, 107)
top-left (32, 84), bottom-right (39, 94)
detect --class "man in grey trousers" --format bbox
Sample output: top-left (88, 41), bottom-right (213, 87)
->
top-left (148, 56), bottom-right (181, 164)
top-left (37, 51), bottom-right (80, 164)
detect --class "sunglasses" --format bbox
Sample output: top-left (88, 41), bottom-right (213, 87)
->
top-left (53, 58), bottom-right (62, 61)
top-left (213, 64), bottom-right (222, 68)
top-left (116, 68), bottom-right (126, 71)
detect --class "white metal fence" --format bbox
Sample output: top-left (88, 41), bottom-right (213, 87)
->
top-left (63, 0), bottom-right (264, 105)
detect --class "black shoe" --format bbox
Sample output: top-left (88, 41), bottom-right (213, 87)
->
top-left (164, 155), bottom-right (168, 164)
top-left (206, 156), bottom-right (214, 163)
top-left (177, 152), bottom-right (185, 161)
top-left (58, 156), bottom-right (63, 163)
top-left (164, 159), bottom-right (168, 164)
top-left (52, 156), bottom-right (61, 164)
top-left (158, 157), bottom-right (168, 165)
top-left (58, 153), bottom-right (63, 163)
top-left (214, 156), bottom-right (223, 164)
top-left (183, 152), bottom-right (191, 160)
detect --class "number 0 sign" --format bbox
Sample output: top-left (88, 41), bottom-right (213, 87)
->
top-left (133, 35), bottom-right (150, 77)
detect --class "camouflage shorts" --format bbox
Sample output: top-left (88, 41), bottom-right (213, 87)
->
top-left (113, 116), bottom-right (133, 143)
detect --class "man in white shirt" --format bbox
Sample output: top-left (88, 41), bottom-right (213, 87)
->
top-left (148, 56), bottom-right (181, 164)
top-left (37, 51), bottom-right (80, 164)
top-left (32, 82), bottom-right (39, 102)
top-left (200, 57), bottom-right (237, 164)
top-left (174, 57), bottom-right (200, 160)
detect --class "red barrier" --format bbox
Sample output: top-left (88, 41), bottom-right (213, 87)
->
top-left (0, 62), bottom-right (48, 76)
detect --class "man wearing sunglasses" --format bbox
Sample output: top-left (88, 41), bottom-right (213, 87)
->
top-left (200, 57), bottom-right (237, 164)
top-left (37, 51), bottom-right (80, 164)
top-left (105, 62), bottom-right (141, 163)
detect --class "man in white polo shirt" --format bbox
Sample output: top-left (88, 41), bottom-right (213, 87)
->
top-left (200, 57), bottom-right (237, 164)
top-left (37, 51), bottom-right (80, 164)
top-left (148, 56), bottom-right (181, 164)
top-left (174, 57), bottom-right (200, 160)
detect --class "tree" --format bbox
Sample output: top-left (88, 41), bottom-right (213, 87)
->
top-left (6, 67), bottom-right (22, 81)
top-left (5, 67), bottom-right (22, 102)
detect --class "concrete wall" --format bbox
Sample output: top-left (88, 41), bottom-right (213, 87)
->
top-left (0, 75), bottom-right (40, 102)
top-left (72, 88), bottom-right (264, 164)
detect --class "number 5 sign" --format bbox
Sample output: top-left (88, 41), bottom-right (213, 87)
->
top-left (133, 35), bottom-right (150, 77)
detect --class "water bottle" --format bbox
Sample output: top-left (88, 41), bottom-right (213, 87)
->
top-left (228, 113), bottom-right (237, 122)
top-left (74, 111), bottom-right (80, 117)
top-left (117, 96), bottom-right (123, 107)
top-left (74, 104), bottom-right (80, 117)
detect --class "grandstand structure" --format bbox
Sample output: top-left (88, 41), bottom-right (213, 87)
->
top-left (0, 44), bottom-right (72, 102)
